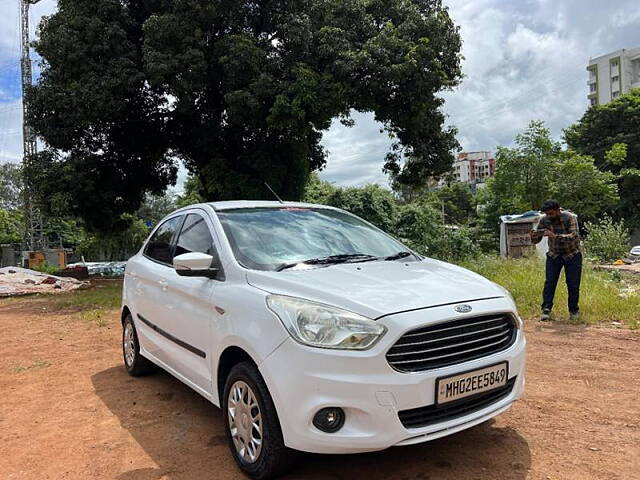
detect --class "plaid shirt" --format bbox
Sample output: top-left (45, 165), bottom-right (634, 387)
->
top-left (531, 211), bottom-right (581, 259)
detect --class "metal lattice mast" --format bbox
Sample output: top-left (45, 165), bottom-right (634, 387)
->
top-left (20, 0), bottom-right (46, 251)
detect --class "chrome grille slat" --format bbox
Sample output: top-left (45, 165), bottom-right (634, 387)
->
top-left (400, 317), bottom-right (505, 338)
top-left (386, 313), bottom-right (517, 373)
top-left (394, 324), bottom-right (510, 348)
top-left (390, 336), bottom-right (511, 365)
top-left (386, 329), bottom-right (511, 357)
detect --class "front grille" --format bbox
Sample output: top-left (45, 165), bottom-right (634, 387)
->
top-left (398, 377), bottom-right (516, 429)
top-left (386, 314), bottom-right (517, 373)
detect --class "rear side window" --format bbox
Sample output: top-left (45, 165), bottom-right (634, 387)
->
top-left (174, 214), bottom-right (216, 258)
top-left (144, 216), bottom-right (182, 264)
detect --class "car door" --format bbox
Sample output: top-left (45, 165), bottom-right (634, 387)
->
top-left (153, 210), bottom-right (221, 394)
top-left (133, 214), bottom-right (184, 362)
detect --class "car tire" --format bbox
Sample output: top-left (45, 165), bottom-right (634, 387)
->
top-left (122, 314), bottom-right (155, 377)
top-left (222, 362), bottom-right (295, 479)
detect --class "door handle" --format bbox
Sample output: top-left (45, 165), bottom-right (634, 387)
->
top-left (158, 280), bottom-right (169, 291)
top-left (128, 271), bottom-right (137, 278)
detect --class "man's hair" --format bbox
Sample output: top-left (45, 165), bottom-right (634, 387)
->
top-left (541, 199), bottom-right (560, 212)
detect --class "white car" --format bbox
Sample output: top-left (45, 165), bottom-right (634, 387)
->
top-left (121, 201), bottom-right (526, 479)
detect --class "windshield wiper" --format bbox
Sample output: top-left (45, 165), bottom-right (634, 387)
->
top-left (276, 253), bottom-right (377, 272)
top-left (384, 251), bottom-right (414, 261)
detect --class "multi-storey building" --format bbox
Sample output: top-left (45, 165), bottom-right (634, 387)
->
top-left (451, 151), bottom-right (496, 187)
top-left (587, 47), bottom-right (640, 106)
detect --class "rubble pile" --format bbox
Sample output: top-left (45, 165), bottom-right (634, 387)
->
top-left (0, 267), bottom-right (86, 297)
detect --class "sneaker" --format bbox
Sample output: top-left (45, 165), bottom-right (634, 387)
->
top-left (569, 312), bottom-right (580, 322)
top-left (540, 309), bottom-right (552, 321)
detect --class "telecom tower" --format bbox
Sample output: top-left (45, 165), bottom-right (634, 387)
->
top-left (20, 0), bottom-right (47, 251)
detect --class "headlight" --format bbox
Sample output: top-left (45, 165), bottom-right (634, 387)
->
top-left (266, 295), bottom-right (386, 350)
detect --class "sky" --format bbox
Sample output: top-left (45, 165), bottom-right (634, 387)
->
top-left (1, 0), bottom-right (639, 189)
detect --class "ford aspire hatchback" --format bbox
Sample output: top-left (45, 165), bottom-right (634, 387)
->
top-left (121, 201), bottom-right (526, 479)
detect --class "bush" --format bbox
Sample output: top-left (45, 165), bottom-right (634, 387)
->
top-left (76, 214), bottom-right (150, 261)
top-left (32, 262), bottom-right (61, 275)
top-left (325, 184), bottom-right (398, 232)
top-left (584, 215), bottom-right (630, 262)
top-left (395, 203), bottom-right (480, 262)
top-left (302, 177), bottom-right (481, 262)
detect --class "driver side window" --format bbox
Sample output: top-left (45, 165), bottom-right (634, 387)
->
top-left (144, 216), bottom-right (182, 265)
top-left (174, 213), bottom-right (217, 259)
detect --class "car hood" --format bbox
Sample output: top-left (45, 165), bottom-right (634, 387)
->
top-left (246, 258), bottom-right (506, 319)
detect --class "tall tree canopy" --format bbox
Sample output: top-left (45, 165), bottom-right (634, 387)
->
top-left (481, 121), bottom-right (618, 233)
top-left (27, 0), bottom-right (462, 232)
top-left (564, 89), bottom-right (640, 227)
top-left (490, 121), bottom-right (561, 213)
top-left (564, 89), bottom-right (640, 169)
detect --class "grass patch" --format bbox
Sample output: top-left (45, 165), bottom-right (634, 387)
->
top-left (13, 359), bottom-right (51, 374)
top-left (48, 280), bottom-right (122, 312)
top-left (80, 308), bottom-right (110, 327)
top-left (460, 255), bottom-right (640, 328)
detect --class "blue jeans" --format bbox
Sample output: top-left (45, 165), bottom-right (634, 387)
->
top-left (542, 252), bottom-right (582, 314)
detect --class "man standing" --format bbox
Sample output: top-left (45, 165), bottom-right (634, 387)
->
top-left (530, 200), bottom-right (582, 321)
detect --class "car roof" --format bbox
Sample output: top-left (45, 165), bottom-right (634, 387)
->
top-left (207, 200), bottom-right (335, 211)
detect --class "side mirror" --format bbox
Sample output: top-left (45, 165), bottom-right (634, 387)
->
top-left (173, 252), bottom-right (219, 278)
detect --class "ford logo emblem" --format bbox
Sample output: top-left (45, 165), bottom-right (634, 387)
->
top-left (454, 304), bottom-right (472, 313)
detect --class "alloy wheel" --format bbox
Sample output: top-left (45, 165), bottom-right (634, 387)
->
top-left (123, 322), bottom-right (135, 367)
top-left (227, 380), bottom-right (263, 463)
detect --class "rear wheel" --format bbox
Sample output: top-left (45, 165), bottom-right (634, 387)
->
top-left (122, 314), bottom-right (155, 376)
top-left (223, 362), bottom-right (295, 479)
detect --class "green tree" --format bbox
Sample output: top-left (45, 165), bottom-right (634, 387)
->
top-left (423, 182), bottom-right (475, 225)
top-left (28, 0), bottom-right (462, 232)
top-left (137, 193), bottom-right (177, 226)
top-left (491, 121), bottom-right (561, 212)
top-left (0, 209), bottom-right (23, 244)
top-left (565, 89), bottom-right (640, 226)
top-left (565, 89), bottom-right (640, 168)
top-left (76, 214), bottom-right (150, 261)
top-left (480, 121), bottom-right (618, 234)
top-left (0, 163), bottom-right (22, 211)
top-left (175, 174), bottom-right (205, 208)
top-left (325, 184), bottom-right (398, 232)
top-left (302, 173), bottom-right (337, 205)
top-left (551, 151), bottom-right (618, 222)
top-left (395, 202), bottom-right (479, 260)
top-left (44, 217), bottom-right (86, 248)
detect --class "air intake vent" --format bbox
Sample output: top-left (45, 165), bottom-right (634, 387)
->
top-left (398, 377), bottom-right (517, 429)
top-left (386, 314), bottom-right (516, 373)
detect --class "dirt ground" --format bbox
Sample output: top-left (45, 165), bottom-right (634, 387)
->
top-left (1, 295), bottom-right (639, 480)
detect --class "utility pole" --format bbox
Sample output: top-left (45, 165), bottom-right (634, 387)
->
top-left (20, 0), bottom-right (46, 252)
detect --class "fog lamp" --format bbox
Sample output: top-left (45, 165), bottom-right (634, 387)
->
top-left (312, 407), bottom-right (345, 433)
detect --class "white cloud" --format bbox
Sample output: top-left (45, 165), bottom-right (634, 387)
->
top-left (319, 111), bottom-right (392, 187)
top-left (322, 0), bottom-right (640, 185)
top-left (0, 99), bottom-right (24, 164)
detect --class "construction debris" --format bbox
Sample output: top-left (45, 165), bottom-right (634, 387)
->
top-left (63, 262), bottom-right (126, 278)
top-left (597, 263), bottom-right (640, 275)
top-left (0, 267), bottom-right (86, 297)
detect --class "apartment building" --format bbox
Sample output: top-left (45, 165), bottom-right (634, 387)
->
top-left (450, 151), bottom-right (496, 187)
top-left (587, 47), bottom-right (640, 106)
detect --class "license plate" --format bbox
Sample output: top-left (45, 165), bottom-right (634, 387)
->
top-left (436, 362), bottom-right (508, 405)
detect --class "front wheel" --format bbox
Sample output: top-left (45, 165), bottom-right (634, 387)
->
top-left (222, 362), bottom-right (295, 479)
top-left (122, 314), bottom-right (155, 377)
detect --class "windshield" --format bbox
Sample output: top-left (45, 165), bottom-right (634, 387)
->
top-left (217, 207), bottom-right (412, 271)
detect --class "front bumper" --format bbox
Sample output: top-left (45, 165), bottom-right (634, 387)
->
top-left (259, 299), bottom-right (526, 454)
